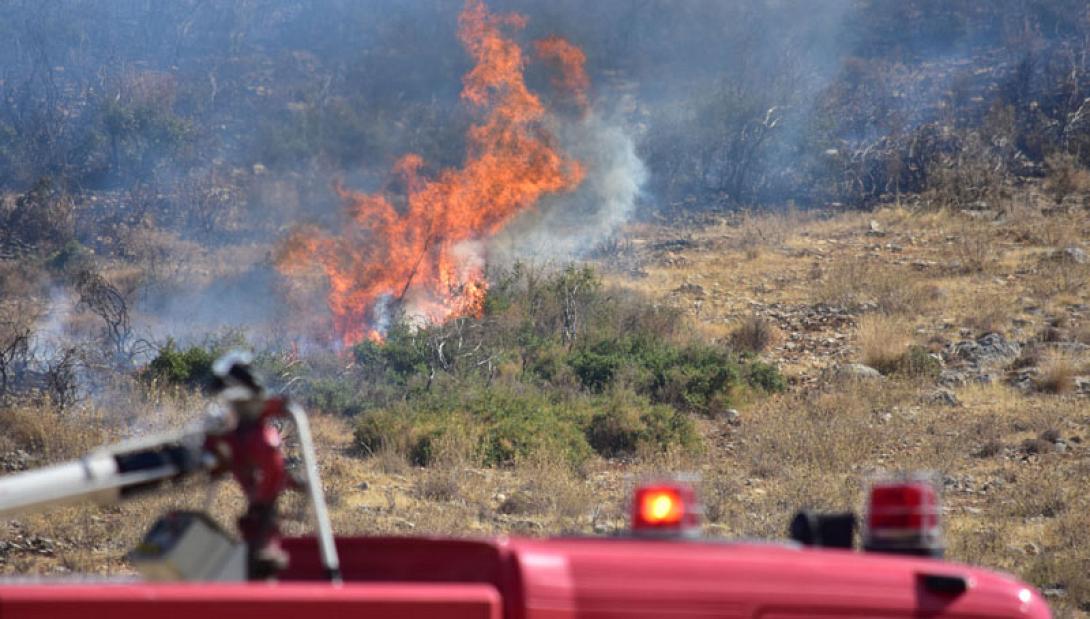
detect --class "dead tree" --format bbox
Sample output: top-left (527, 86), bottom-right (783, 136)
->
top-left (44, 346), bottom-right (80, 409)
top-left (0, 328), bottom-right (31, 398)
top-left (75, 270), bottom-right (132, 363)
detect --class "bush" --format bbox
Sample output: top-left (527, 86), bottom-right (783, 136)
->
top-left (729, 314), bottom-right (780, 352)
top-left (890, 345), bottom-right (942, 379)
top-left (1, 178), bottom-right (75, 252)
top-left (1036, 353), bottom-right (1076, 394)
top-left (568, 343), bottom-right (623, 392)
top-left (857, 314), bottom-right (910, 374)
top-left (306, 377), bottom-right (366, 416)
top-left (586, 389), bottom-right (700, 458)
top-left (354, 408), bottom-right (413, 457)
top-left (146, 339), bottom-right (215, 390)
top-left (45, 240), bottom-right (93, 275)
top-left (745, 359), bottom-right (788, 392)
top-left (345, 265), bottom-right (779, 468)
top-left (354, 383), bottom-right (595, 468)
top-left (568, 336), bottom-right (770, 415)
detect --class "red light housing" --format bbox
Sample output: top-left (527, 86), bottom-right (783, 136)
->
top-left (630, 481), bottom-right (701, 537)
top-left (863, 476), bottom-right (943, 557)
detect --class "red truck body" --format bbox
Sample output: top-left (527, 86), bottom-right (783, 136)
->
top-left (0, 535), bottom-right (1049, 619)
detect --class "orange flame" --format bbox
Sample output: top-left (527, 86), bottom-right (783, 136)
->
top-left (277, 0), bottom-right (585, 346)
top-left (534, 35), bottom-right (590, 111)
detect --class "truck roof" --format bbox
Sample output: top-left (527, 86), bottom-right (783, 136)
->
top-left (278, 535), bottom-right (1050, 619)
top-left (0, 535), bottom-right (1049, 618)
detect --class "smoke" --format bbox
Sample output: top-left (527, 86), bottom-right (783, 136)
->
top-left (492, 111), bottom-right (646, 263)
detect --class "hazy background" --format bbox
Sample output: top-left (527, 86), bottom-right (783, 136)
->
top-left (1, 0), bottom-right (1089, 357)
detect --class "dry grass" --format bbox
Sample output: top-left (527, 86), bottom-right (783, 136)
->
top-left (855, 314), bottom-right (911, 372)
top-left (1035, 352), bottom-right (1078, 395)
top-left (948, 222), bottom-right (1002, 274)
top-left (1043, 152), bottom-right (1090, 204)
top-left (731, 210), bottom-right (795, 259)
top-left (728, 314), bottom-right (782, 353)
top-left (0, 404), bottom-right (109, 460)
top-left (817, 262), bottom-right (938, 316)
top-left (962, 289), bottom-right (1019, 335)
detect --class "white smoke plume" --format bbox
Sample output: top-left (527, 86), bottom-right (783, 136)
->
top-left (490, 111), bottom-right (647, 264)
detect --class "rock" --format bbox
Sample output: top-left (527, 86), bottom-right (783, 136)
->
top-left (866, 220), bottom-right (885, 236)
top-left (1077, 377), bottom-right (1090, 394)
top-left (1039, 429), bottom-right (1062, 443)
top-left (498, 490), bottom-right (543, 516)
top-left (1049, 342), bottom-right (1090, 356)
top-left (948, 333), bottom-right (1021, 369)
top-left (720, 408), bottom-right (741, 426)
top-left (0, 449), bottom-right (35, 473)
top-left (928, 388), bottom-right (959, 407)
top-left (1023, 542), bottom-right (1041, 556)
top-left (939, 369), bottom-right (970, 387)
top-left (963, 208), bottom-right (997, 220)
top-left (510, 519), bottom-right (545, 534)
top-left (674, 283), bottom-right (706, 298)
top-left (834, 364), bottom-right (883, 380)
top-left (1007, 368), bottom-right (1038, 393)
top-left (972, 440), bottom-right (1003, 458)
top-left (1019, 438), bottom-right (1054, 455)
top-left (1054, 246), bottom-right (1088, 265)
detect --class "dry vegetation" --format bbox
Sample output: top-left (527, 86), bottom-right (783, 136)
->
top-left (598, 183), bottom-right (1090, 617)
top-left (3, 181), bottom-right (1088, 615)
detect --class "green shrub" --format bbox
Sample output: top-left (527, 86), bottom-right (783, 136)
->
top-left (653, 344), bottom-right (741, 414)
top-left (353, 383), bottom-right (594, 468)
top-left (868, 344), bottom-right (941, 378)
top-left (146, 339), bottom-right (215, 390)
top-left (306, 377), bottom-right (366, 416)
top-left (344, 264), bottom-right (778, 469)
top-left (744, 359), bottom-right (787, 392)
top-left (475, 388), bottom-right (592, 467)
top-left (568, 344), bottom-right (624, 392)
top-left (352, 324), bottom-right (429, 383)
top-left (569, 337), bottom-right (753, 416)
top-left (891, 345), bottom-right (942, 379)
top-left (354, 407), bottom-right (414, 457)
top-left (586, 389), bottom-right (701, 458)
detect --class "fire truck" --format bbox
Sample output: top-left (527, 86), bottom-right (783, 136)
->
top-left (0, 353), bottom-right (1051, 618)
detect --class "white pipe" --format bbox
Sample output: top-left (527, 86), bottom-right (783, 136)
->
top-left (0, 454), bottom-right (121, 517)
top-left (286, 401), bottom-right (341, 584)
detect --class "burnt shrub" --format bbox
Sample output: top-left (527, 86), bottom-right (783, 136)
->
top-left (1, 178), bottom-right (75, 253)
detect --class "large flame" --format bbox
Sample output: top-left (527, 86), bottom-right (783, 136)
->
top-left (277, 0), bottom-right (585, 346)
top-left (534, 35), bottom-right (590, 111)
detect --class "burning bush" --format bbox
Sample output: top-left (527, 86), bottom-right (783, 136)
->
top-left (276, 0), bottom-right (586, 346)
